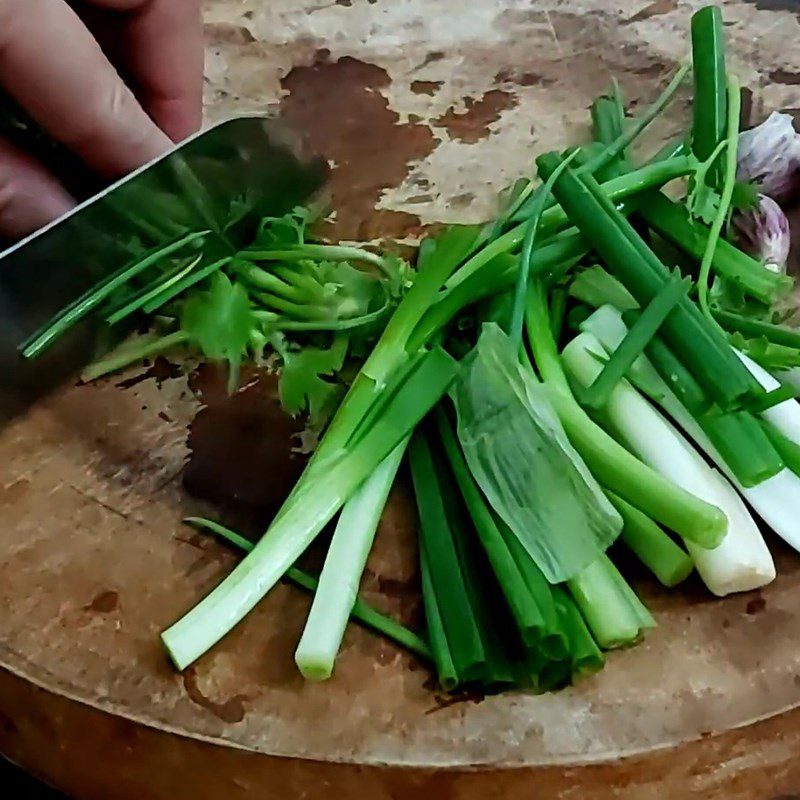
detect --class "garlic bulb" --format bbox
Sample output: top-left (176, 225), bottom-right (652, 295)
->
top-left (733, 193), bottom-right (791, 274)
top-left (737, 111), bottom-right (800, 202)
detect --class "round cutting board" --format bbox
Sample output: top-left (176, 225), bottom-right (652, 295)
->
top-left (4, 1), bottom-right (800, 797)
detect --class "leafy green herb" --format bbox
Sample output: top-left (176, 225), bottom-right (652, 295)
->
top-left (275, 334), bottom-right (348, 427)
top-left (181, 271), bottom-right (256, 391)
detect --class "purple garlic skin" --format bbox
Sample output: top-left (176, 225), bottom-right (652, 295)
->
top-left (737, 111), bottom-right (800, 203)
top-left (733, 193), bottom-right (791, 274)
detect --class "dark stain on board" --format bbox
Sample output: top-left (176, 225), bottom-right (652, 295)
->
top-left (114, 357), bottom-right (182, 391)
top-left (85, 589), bottom-right (120, 614)
top-left (742, 0), bottom-right (800, 11)
top-left (624, 0), bottom-right (678, 24)
top-left (183, 364), bottom-right (306, 536)
top-left (769, 69), bottom-right (800, 86)
top-left (434, 90), bottom-right (517, 143)
top-left (745, 594), bottom-right (767, 616)
top-left (182, 667), bottom-right (247, 724)
top-left (495, 69), bottom-right (554, 87)
top-left (410, 80), bottom-right (443, 96)
top-left (280, 54), bottom-right (438, 241)
top-left (203, 21), bottom-right (257, 46)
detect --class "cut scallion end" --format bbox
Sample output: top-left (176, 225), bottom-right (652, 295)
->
top-left (606, 492), bottom-right (694, 587)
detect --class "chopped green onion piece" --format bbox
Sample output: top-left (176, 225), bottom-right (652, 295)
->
top-left (606, 491), bottom-right (693, 587)
top-left (699, 409), bottom-right (784, 487)
top-left (759, 420), bottom-right (800, 477)
top-left (566, 554), bottom-right (654, 650)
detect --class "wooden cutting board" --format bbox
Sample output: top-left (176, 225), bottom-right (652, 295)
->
top-left (4, 1), bottom-right (800, 797)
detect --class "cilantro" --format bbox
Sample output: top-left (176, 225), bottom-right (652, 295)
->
top-left (253, 207), bottom-right (312, 247)
top-left (275, 334), bottom-right (349, 427)
top-left (181, 271), bottom-right (256, 391)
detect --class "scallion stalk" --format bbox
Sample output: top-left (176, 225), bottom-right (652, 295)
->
top-left (294, 438), bottom-right (408, 681)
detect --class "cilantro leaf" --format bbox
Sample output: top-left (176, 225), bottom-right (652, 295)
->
top-left (276, 334), bottom-right (348, 427)
top-left (181, 271), bottom-right (256, 390)
top-left (253, 206), bottom-right (312, 248)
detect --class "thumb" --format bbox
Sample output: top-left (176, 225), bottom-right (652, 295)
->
top-left (0, 138), bottom-right (74, 240)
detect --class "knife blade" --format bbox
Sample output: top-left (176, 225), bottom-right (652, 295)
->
top-left (0, 115), bottom-right (326, 419)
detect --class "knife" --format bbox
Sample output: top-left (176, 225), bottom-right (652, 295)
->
top-left (0, 115), bottom-right (327, 419)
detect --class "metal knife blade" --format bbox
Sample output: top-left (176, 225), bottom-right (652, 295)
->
top-left (0, 115), bottom-right (326, 419)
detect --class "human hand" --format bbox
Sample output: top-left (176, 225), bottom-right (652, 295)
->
top-left (0, 0), bottom-right (204, 239)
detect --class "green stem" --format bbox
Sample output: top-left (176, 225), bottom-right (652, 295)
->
top-left (80, 330), bottom-right (189, 382)
top-left (566, 554), bottom-right (654, 650)
top-left (448, 157), bottom-right (693, 290)
top-left (510, 150), bottom-right (580, 347)
top-left (240, 244), bottom-right (386, 271)
top-left (691, 5), bottom-right (727, 183)
top-left (712, 309), bottom-right (800, 349)
top-left (21, 230), bottom-right (209, 358)
top-left (606, 491), bottom-right (693, 587)
top-left (697, 76), bottom-right (741, 321)
top-left (142, 257), bottom-right (232, 315)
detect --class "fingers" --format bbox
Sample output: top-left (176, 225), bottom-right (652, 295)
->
top-left (87, 0), bottom-right (205, 142)
top-left (0, 138), bottom-right (74, 239)
top-left (0, 0), bottom-right (171, 179)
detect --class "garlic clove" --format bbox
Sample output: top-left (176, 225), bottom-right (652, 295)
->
top-left (737, 111), bottom-right (800, 202)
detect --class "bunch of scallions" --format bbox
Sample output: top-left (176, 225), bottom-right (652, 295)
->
top-left (26, 4), bottom-right (800, 693)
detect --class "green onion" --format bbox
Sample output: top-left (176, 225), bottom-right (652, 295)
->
top-left (606, 491), bottom-right (693, 587)
top-left (435, 408), bottom-right (566, 655)
top-left (294, 439), bottom-right (408, 681)
top-left (409, 432), bottom-right (488, 683)
top-left (691, 5), bottom-right (727, 184)
top-left (510, 151), bottom-right (580, 346)
top-left (537, 152), bottom-right (753, 409)
top-left (696, 76), bottom-right (741, 320)
top-left (760, 420), bottom-right (800, 477)
top-left (639, 193), bottom-right (792, 305)
top-left (569, 265), bottom-right (638, 312)
top-left (566, 554), bottom-right (654, 650)
top-left (699, 409), bottom-right (784, 487)
top-left (524, 282), bottom-right (727, 546)
top-left (183, 517), bottom-right (431, 662)
top-left (713, 309), bottom-right (800, 349)
top-left (553, 587), bottom-right (604, 681)
top-left (161, 345), bottom-right (459, 670)
top-left (420, 544), bottom-right (458, 689)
